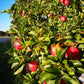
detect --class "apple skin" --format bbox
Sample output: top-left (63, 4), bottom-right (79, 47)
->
top-left (56, 36), bottom-right (61, 38)
top-left (47, 14), bottom-right (51, 17)
top-left (60, 16), bottom-right (66, 22)
top-left (60, 0), bottom-right (64, 4)
top-left (14, 39), bottom-right (22, 50)
top-left (18, 11), bottom-right (21, 14)
top-left (22, 12), bottom-right (25, 16)
top-left (60, 79), bottom-right (67, 84)
top-left (38, 27), bottom-right (40, 29)
top-left (50, 44), bottom-right (61, 56)
top-left (65, 47), bottom-right (81, 60)
top-left (29, 11), bottom-right (32, 14)
top-left (43, 82), bottom-right (47, 84)
top-left (64, 0), bottom-right (70, 6)
top-left (26, 15), bottom-right (28, 18)
top-left (28, 60), bottom-right (38, 72)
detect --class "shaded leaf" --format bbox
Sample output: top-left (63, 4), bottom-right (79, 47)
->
top-left (14, 64), bottom-right (24, 75)
top-left (44, 67), bottom-right (61, 75)
top-left (62, 73), bottom-right (80, 84)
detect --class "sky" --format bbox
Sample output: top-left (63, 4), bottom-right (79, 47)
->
top-left (0, 0), bottom-right (15, 32)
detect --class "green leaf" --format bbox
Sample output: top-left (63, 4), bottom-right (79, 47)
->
top-left (1, 10), bottom-right (7, 13)
top-left (78, 44), bottom-right (84, 48)
top-left (62, 73), bottom-right (80, 84)
top-left (11, 62), bottom-right (19, 69)
top-left (80, 58), bottom-right (84, 63)
top-left (76, 67), bottom-right (84, 73)
top-left (47, 56), bottom-right (58, 62)
top-left (8, 58), bottom-right (18, 64)
top-left (42, 60), bottom-right (56, 66)
top-left (23, 73), bottom-right (32, 81)
top-left (64, 40), bottom-right (74, 46)
top-left (47, 80), bottom-right (56, 84)
top-left (29, 31), bottom-right (37, 36)
top-left (69, 60), bottom-right (83, 66)
top-left (55, 44), bottom-right (61, 56)
top-left (42, 46), bottom-right (48, 54)
top-left (64, 35), bottom-right (72, 39)
top-left (44, 37), bottom-right (50, 43)
top-left (63, 60), bottom-right (70, 71)
top-left (63, 60), bottom-right (75, 75)
top-left (74, 34), bottom-right (80, 40)
top-left (55, 78), bottom-right (60, 84)
top-left (57, 48), bottom-right (67, 62)
top-left (13, 52), bottom-right (20, 61)
top-left (14, 64), bottom-right (24, 75)
top-left (25, 41), bottom-right (31, 47)
top-left (44, 67), bottom-right (61, 75)
top-left (40, 72), bottom-right (57, 83)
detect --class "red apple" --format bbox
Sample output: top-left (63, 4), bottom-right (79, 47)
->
top-left (60, 79), bottom-right (67, 84)
top-left (29, 11), bottom-right (32, 14)
top-left (38, 27), bottom-right (40, 29)
top-left (26, 15), bottom-right (28, 18)
top-left (14, 39), bottom-right (22, 50)
top-left (22, 12), bottom-right (25, 16)
top-left (50, 44), bottom-right (61, 56)
top-left (18, 11), bottom-right (21, 14)
top-left (60, 16), bottom-right (66, 22)
top-left (27, 37), bottom-right (30, 40)
top-left (28, 60), bottom-right (38, 72)
top-left (65, 47), bottom-right (81, 60)
top-left (60, 0), bottom-right (64, 4)
top-left (43, 82), bottom-right (47, 84)
top-left (64, 0), bottom-right (70, 6)
top-left (47, 14), bottom-right (51, 17)
top-left (56, 36), bottom-right (61, 38)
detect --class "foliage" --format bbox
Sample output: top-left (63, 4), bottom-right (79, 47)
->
top-left (1, 0), bottom-right (84, 84)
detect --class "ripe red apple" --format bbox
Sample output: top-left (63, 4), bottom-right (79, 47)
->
top-left (22, 12), bottom-right (25, 16)
top-left (28, 60), bottom-right (38, 72)
top-left (56, 36), bottom-right (61, 38)
top-left (60, 16), bottom-right (66, 22)
top-left (29, 11), bottom-right (32, 14)
top-left (64, 0), bottom-right (70, 6)
top-left (65, 47), bottom-right (81, 60)
top-left (60, 0), bottom-right (64, 4)
top-left (14, 39), bottom-right (22, 50)
top-left (18, 11), bottom-right (21, 14)
top-left (60, 79), bottom-right (67, 84)
top-left (26, 15), bottom-right (28, 18)
top-left (50, 44), bottom-right (61, 56)
top-left (38, 26), bottom-right (40, 29)
top-left (43, 82), bottom-right (47, 84)
top-left (27, 37), bottom-right (30, 40)
top-left (47, 14), bottom-right (51, 17)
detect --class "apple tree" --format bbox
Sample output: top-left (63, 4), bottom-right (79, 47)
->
top-left (1, 0), bottom-right (84, 84)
